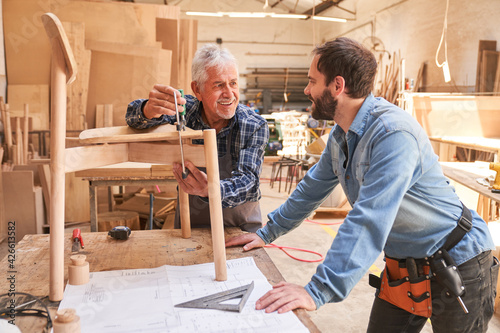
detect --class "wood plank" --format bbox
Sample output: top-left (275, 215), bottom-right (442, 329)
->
top-left (79, 125), bottom-right (203, 144)
top-left (64, 172), bottom-right (90, 223)
top-left (3, 0), bottom-right (180, 86)
top-left (63, 21), bottom-right (90, 131)
top-left (128, 142), bottom-right (206, 167)
top-left (440, 162), bottom-right (500, 203)
top-left (178, 19), bottom-right (198, 94)
top-left (7, 85), bottom-right (50, 130)
top-left (480, 50), bottom-right (500, 93)
top-left (75, 162), bottom-right (156, 178)
top-left (86, 45), bottom-right (172, 128)
top-left (38, 163), bottom-right (51, 224)
top-left (2, 170), bottom-right (38, 242)
top-left (0, 147), bottom-right (5, 243)
top-left (476, 40), bottom-right (497, 92)
top-left (0, 229), bottom-right (319, 332)
top-left (65, 143), bottom-right (129, 173)
top-left (0, 98), bottom-right (13, 161)
top-left (156, 18), bottom-right (179, 88)
top-left (95, 104), bottom-right (113, 128)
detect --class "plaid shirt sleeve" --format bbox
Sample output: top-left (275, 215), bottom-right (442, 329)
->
top-left (125, 99), bottom-right (174, 128)
top-left (220, 110), bottom-right (269, 208)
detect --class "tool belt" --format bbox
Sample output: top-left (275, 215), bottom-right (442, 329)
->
top-left (369, 204), bottom-right (472, 318)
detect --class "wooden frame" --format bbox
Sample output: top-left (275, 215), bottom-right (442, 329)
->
top-left (43, 13), bottom-right (227, 302)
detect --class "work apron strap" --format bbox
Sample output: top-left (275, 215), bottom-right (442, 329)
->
top-left (442, 204), bottom-right (472, 252)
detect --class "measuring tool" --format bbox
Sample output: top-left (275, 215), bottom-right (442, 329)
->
top-left (174, 88), bottom-right (189, 179)
top-left (108, 226), bottom-right (131, 240)
top-left (174, 281), bottom-right (254, 313)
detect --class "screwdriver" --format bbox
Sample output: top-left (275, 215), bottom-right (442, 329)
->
top-left (173, 88), bottom-right (189, 179)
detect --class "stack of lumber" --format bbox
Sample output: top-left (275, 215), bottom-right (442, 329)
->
top-left (3, 0), bottom-right (197, 131)
top-left (475, 40), bottom-right (500, 94)
top-left (1, 0), bottom-right (198, 233)
top-left (374, 51), bottom-right (401, 105)
top-left (116, 192), bottom-right (176, 229)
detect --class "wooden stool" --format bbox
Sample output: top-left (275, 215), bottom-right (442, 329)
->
top-left (97, 211), bottom-right (140, 231)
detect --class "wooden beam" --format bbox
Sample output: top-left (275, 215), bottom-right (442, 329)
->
top-left (128, 142), bottom-right (206, 166)
top-left (65, 144), bottom-right (129, 173)
top-left (79, 125), bottom-right (203, 144)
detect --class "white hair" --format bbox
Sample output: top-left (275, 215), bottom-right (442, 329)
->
top-left (191, 44), bottom-right (238, 89)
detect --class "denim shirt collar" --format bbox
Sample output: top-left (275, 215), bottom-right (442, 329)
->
top-left (332, 93), bottom-right (375, 147)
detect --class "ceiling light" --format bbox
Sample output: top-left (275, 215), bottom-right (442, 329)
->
top-left (184, 11), bottom-right (347, 22)
top-left (312, 16), bottom-right (347, 22)
top-left (186, 11), bottom-right (223, 17)
top-left (228, 12), bottom-right (268, 18)
top-left (271, 13), bottom-right (308, 19)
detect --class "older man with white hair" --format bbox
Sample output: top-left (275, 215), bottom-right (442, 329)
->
top-left (126, 44), bottom-right (269, 232)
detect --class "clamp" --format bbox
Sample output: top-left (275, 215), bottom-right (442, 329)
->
top-left (174, 88), bottom-right (189, 179)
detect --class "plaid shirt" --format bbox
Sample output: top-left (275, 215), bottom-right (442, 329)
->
top-left (126, 95), bottom-right (269, 208)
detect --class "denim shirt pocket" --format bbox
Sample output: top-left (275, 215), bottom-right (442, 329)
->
top-left (355, 162), bottom-right (370, 183)
top-left (331, 144), bottom-right (340, 176)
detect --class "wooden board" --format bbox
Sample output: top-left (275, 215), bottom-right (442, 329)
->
top-left (480, 50), bottom-right (500, 93)
top-left (97, 210), bottom-right (140, 231)
top-left (412, 94), bottom-right (500, 138)
top-left (156, 18), bottom-right (179, 88)
top-left (64, 172), bottom-right (90, 223)
top-left (0, 148), bottom-right (5, 243)
top-left (63, 21), bottom-right (90, 131)
top-left (0, 229), bottom-right (319, 332)
top-left (86, 43), bottom-right (172, 128)
top-left (2, 170), bottom-right (40, 241)
top-left (95, 104), bottom-right (113, 128)
top-left (79, 125), bottom-right (203, 144)
top-left (476, 40), bottom-right (497, 92)
top-left (115, 194), bottom-right (174, 218)
top-left (75, 162), bottom-right (174, 178)
top-left (128, 142), bottom-right (207, 167)
top-left (178, 19), bottom-right (198, 94)
top-left (3, 0), bottom-right (180, 86)
top-left (7, 85), bottom-right (50, 130)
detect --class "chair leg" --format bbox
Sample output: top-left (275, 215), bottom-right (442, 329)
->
top-left (179, 187), bottom-right (191, 238)
top-left (203, 129), bottom-right (227, 281)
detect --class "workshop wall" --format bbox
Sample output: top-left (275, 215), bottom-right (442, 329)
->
top-left (318, 0), bottom-right (500, 92)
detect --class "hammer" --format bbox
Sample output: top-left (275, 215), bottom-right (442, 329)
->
top-left (489, 163), bottom-right (500, 193)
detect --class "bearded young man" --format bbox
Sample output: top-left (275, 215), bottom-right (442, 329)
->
top-left (226, 37), bottom-right (498, 333)
top-left (126, 44), bottom-right (269, 232)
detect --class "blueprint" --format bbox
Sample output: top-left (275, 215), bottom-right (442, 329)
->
top-left (58, 257), bottom-right (308, 332)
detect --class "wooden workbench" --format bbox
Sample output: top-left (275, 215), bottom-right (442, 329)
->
top-left (430, 136), bottom-right (500, 162)
top-left (0, 228), bottom-right (319, 332)
top-left (440, 162), bottom-right (500, 221)
top-left (75, 162), bottom-right (177, 232)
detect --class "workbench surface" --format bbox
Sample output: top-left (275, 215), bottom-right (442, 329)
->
top-left (0, 228), bottom-right (319, 332)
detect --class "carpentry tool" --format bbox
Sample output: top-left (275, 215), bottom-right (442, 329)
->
top-left (71, 229), bottom-right (84, 252)
top-left (430, 251), bottom-right (469, 314)
top-left (489, 162), bottom-right (500, 193)
top-left (174, 89), bottom-right (189, 179)
top-left (175, 281), bottom-right (254, 313)
top-left (108, 226), bottom-right (131, 240)
top-left (405, 258), bottom-right (418, 282)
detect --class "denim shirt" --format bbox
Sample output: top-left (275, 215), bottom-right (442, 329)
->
top-left (257, 94), bottom-right (495, 309)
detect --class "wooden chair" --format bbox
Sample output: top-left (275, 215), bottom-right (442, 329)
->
top-left (42, 13), bottom-right (227, 302)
